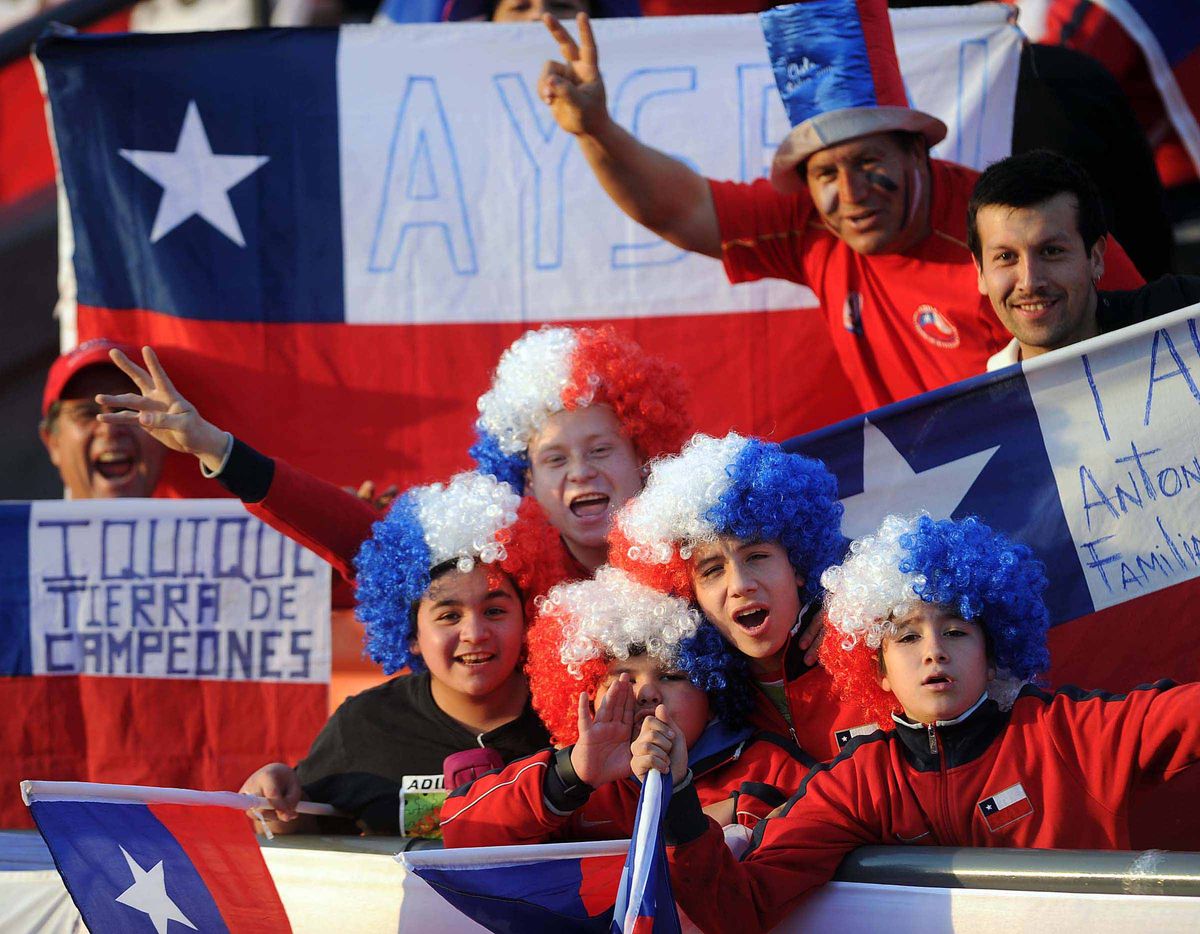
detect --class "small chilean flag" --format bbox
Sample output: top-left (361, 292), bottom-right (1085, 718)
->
top-left (977, 782), bottom-right (1034, 832)
top-left (23, 781), bottom-right (295, 932)
top-left (612, 769), bottom-right (681, 934)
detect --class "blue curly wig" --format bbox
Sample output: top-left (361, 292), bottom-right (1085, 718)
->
top-left (821, 514), bottom-right (1051, 722)
top-left (676, 622), bottom-right (757, 729)
top-left (469, 426), bottom-right (529, 495)
top-left (353, 494), bottom-right (434, 674)
top-left (706, 439), bottom-right (845, 600)
top-left (901, 515), bottom-right (1051, 682)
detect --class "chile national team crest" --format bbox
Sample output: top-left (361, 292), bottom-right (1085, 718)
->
top-left (913, 305), bottom-right (960, 348)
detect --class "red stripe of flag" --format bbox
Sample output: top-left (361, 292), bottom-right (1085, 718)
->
top-left (148, 802), bottom-right (291, 932)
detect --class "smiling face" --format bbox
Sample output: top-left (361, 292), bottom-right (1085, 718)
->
top-left (39, 367), bottom-right (165, 499)
top-left (526, 405), bottom-right (644, 572)
top-left (412, 564), bottom-right (526, 703)
top-left (689, 536), bottom-right (803, 675)
top-left (879, 604), bottom-right (993, 725)
top-left (974, 193), bottom-right (1105, 359)
top-left (598, 653), bottom-right (710, 750)
top-left (804, 132), bottom-right (930, 255)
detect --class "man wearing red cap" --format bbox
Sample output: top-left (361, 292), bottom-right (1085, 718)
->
top-left (538, 0), bottom-right (1146, 411)
top-left (39, 339), bottom-right (165, 499)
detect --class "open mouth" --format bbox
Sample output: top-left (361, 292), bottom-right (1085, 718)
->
top-left (733, 606), bottom-right (769, 631)
top-left (94, 452), bottom-right (135, 481)
top-left (456, 653), bottom-right (495, 667)
top-left (923, 674), bottom-right (953, 687)
top-left (568, 493), bottom-right (610, 518)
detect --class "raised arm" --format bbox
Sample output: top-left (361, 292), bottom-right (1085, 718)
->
top-left (97, 346), bottom-right (378, 582)
top-left (540, 13), bottom-right (720, 259)
top-left (97, 346), bottom-right (230, 472)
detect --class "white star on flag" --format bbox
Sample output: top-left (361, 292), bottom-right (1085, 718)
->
top-left (839, 419), bottom-right (1000, 539)
top-left (114, 845), bottom-right (197, 934)
top-left (119, 100), bottom-right (269, 247)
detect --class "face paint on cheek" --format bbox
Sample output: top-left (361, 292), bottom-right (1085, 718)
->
top-left (864, 170), bottom-right (899, 193)
top-left (816, 182), bottom-right (838, 217)
top-left (904, 166), bottom-right (922, 228)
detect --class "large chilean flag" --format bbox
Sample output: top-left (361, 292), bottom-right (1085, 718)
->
top-left (34, 10), bottom-right (1021, 498)
top-left (784, 302), bottom-right (1200, 849)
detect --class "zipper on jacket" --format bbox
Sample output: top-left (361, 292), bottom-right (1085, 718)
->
top-left (926, 724), bottom-right (938, 755)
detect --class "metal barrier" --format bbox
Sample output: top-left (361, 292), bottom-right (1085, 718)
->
top-left (259, 834), bottom-right (1200, 896)
top-left (835, 846), bottom-right (1200, 897)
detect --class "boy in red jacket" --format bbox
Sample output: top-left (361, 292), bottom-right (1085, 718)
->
top-left (610, 431), bottom-right (873, 760)
top-left (440, 566), bottom-right (813, 847)
top-left (632, 514), bottom-right (1200, 934)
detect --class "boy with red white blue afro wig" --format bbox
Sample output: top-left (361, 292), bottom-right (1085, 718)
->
top-left (610, 431), bottom-right (844, 603)
top-left (820, 513), bottom-right (1051, 726)
top-left (470, 325), bottom-right (691, 493)
top-left (441, 565), bottom-right (817, 850)
top-left (354, 471), bottom-right (564, 674)
top-left (524, 565), bottom-right (755, 746)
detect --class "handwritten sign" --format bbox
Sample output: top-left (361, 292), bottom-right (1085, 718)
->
top-left (1026, 303), bottom-right (1200, 609)
top-left (11, 499), bottom-right (331, 682)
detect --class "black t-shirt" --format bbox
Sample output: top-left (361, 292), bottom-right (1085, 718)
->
top-left (1099, 275), bottom-right (1200, 333)
top-left (297, 671), bottom-right (551, 834)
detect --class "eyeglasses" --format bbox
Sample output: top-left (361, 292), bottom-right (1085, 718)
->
top-left (50, 401), bottom-right (134, 428)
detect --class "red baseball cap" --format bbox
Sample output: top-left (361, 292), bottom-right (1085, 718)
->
top-left (42, 338), bottom-right (140, 418)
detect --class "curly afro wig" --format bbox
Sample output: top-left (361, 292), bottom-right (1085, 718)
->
top-left (354, 472), bottom-right (570, 675)
top-left (470, 325), bottom-right (691, 494)
top-left (611, 432), bottom-right (844, 602)
top-left (525, 566), bottom-right (755, 746)
top-left (819, 514), bottom-right (1051, 725)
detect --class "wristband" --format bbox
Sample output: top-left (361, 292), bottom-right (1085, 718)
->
top-left (543, 746), bottom-right (595, 815)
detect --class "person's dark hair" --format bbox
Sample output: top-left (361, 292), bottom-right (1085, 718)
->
top-left (967, 150), bottom-right (1107, 260)
top-left (405, 559), bottom-right (522, 648)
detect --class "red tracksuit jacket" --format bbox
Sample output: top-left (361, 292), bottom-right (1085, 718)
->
top-left (440, 722), bottom-right (813, 848)
top-left (662, 682), bottom-right (1200, 934)
top-left (747, 602), bottom-right (880, 762)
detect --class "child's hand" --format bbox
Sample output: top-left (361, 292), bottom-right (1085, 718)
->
top-left (630, 704), bottom-right (688, 786)
top-left (569, 674), bottom-right (635, 787)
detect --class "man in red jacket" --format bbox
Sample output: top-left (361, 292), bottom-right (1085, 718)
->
top-left (538, 0), bottom-right (1145, 411)
top-left (633, 514), bottom-right (1200, 934)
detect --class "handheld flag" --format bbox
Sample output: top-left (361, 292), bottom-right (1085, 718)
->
top-left (404, 839), bottom-right (628, 932)
top-left (21, 781), bottom-right (320, 933)
top-left (612, 769), bottom-right (681, 934)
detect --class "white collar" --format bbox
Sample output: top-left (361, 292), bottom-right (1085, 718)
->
top-left (985, 338), bottom-right (1021, 372)
top-left (892, 691), bottom-right (990, 730)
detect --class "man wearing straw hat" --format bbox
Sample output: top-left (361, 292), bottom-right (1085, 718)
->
top-left (538, 0), bottom-right (1144, 411)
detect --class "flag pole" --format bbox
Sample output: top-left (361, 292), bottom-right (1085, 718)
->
top-left (20, 779), bottom-right (343, 817)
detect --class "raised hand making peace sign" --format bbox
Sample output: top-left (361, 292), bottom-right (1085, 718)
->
top-left (94, 346), bottom-right (230, 472)
top-left (539, 13), bottom-right (608, 137)
top-left (536, 12), bottom-right (721, 257)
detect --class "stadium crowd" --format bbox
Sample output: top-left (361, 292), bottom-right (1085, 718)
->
top-left (29, 0), bottom-right (1200, 929)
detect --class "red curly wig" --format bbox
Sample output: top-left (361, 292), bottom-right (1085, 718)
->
top-left (525, 605), bottom-right (608, 747)
top-left (564, 326), bottom-right (692, 463)
top-left (818, 634), bottom-right (902, 728)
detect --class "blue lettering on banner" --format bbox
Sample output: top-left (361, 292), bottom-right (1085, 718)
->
top-left (1070, 324), bottom-right (1200, 596)
top-left (1144, 328), bottom-right (1200, 426)
top-left (369, 76), bottom-right (478, 277)
top-left (494, 73), bottom-right (573, 271)
top-left (736, 63), bottom-right (786, 184)
top-left (610, 67), bottom-right (697, 269)
top-left (952, 40), bottom-right (988, 169)
top-left (29, 508), bottom-right (326, 682)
